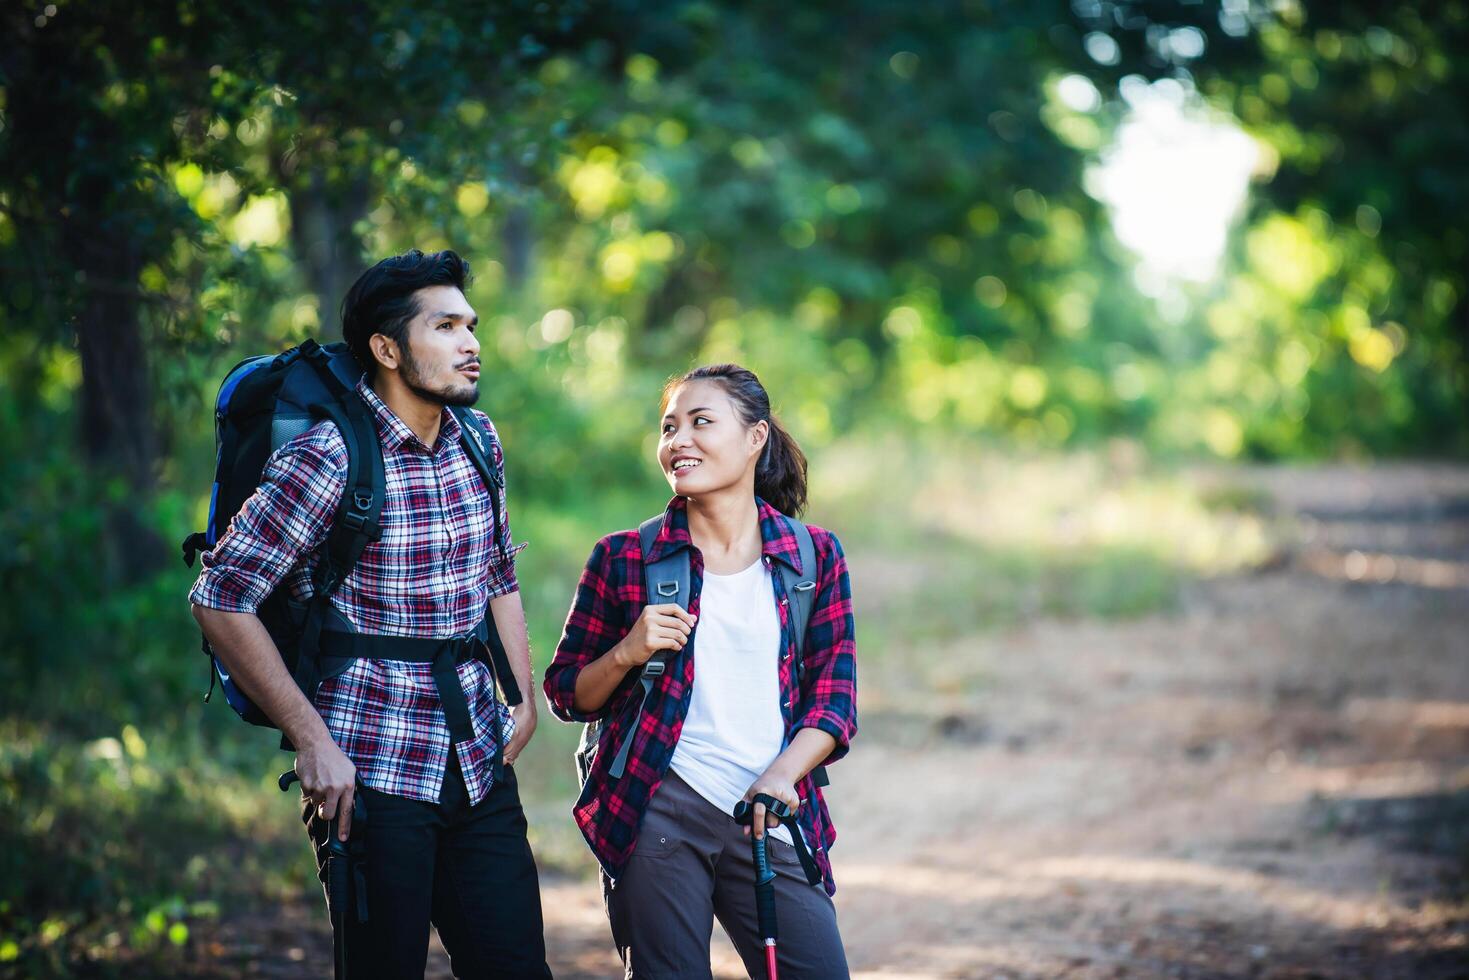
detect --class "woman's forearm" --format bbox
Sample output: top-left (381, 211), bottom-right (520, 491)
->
top-left (572, 638), bottom-right (634, 713)
top-left (765, 727), bottom-right (838, 785)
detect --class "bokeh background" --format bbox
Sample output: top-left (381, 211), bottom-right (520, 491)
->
top-left (2, 1), bottom-right (1467, 977)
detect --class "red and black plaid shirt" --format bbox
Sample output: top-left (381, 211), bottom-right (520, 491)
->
top-left (189, 379), bottom-right (522, 805)
top-left (544, 496), bottom-right (858, 895)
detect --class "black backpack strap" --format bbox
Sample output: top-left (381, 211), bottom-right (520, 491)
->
top-left (449, 406), bottom-right (505, 558)
top-left (772, 517), bottom-right (829, 788)
top-left (445, 408), bottom-right (514, 700)
top-left (282, 393), bottom-right (384, 751)
top-left (449, 407), bottom-right (525, 780)
top-left (607, 514), bottom-right (690, 779)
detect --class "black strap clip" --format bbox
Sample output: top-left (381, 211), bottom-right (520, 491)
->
top-left (340, 490), bottom-right (382, 541)
top-left (181, 531), bottom-right (210, 568)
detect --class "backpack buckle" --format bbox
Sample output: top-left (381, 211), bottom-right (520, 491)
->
top-left (642, 659), bottom-right (666, 678)
top-left (341, 491), bottom-right (381, 540)
top-left (656, 580), bottom-right (679, 597)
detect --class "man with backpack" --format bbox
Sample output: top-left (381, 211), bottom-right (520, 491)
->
top-left (188, 249), bottom-right (553, 979)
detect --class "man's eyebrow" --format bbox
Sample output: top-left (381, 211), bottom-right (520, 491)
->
top-left (431, 311), bottom-right (479, 326)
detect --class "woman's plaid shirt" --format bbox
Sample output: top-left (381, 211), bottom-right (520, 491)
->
top-left (189, 380), bottom-right (522, 806)
top-left (544, 496), bottom-right (858, 895)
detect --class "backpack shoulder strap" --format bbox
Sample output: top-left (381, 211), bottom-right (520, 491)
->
top-left (772, 517), bottom-right (818, 672)
top-left (772, 516), bottom-right (830, 788)
top-left (315, 390), bottom-right (385, 595)
top-left (283, 378), bottom-right (384, 750)
top-left (449, 406), bottom-right (506, 554)
top-left (445, 407), bottom-right (519, 709)
top-left (639, 514), bottom-right (690, 614)
top-left (606, 514), bottom-right (690, 779)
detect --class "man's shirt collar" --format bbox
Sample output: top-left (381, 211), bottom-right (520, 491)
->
top-left (355, 378), bottom-right (463, 456)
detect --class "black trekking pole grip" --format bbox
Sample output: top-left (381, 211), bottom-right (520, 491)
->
top-left (751, 836), bottom-right (778, 935)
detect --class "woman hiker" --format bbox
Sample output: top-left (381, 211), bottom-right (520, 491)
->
top-left (543, 363), bottom-right (857, 979)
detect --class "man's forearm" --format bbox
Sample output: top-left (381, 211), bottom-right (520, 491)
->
top-left (488, 590), bottom-right (536, 709)
top-left (191, 604), bottom-right (333, 749)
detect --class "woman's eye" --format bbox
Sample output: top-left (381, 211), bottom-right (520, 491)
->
top-left (694, 417), bottom-right (710, 425)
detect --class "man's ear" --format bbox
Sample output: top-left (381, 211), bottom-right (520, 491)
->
top-left (368, 333), bottom-right (400, 373)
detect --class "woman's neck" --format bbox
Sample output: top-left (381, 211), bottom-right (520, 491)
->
top-left (685, 491), bottom-right (763, 574)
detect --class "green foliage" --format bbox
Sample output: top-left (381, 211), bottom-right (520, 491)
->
top-left (0, 0), bottom-right (1465, 973)
top-left (0, 719), bottom-right (307, 977)
top-left (1069, 1), bottom-right (1469, 456)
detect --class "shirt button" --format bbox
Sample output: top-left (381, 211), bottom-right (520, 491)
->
top-left (783, 700), bottom-right (792, 709)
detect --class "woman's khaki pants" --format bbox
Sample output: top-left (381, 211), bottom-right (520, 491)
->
top-left (605, 769), bottom-right (850, 980)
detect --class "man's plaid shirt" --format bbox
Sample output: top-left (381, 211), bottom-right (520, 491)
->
top-left (189, 379), bottom-right (522, 805)
top-left (544, 496), bottom-right (858, 895)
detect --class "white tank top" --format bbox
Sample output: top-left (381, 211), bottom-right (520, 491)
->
top-left (670, 556), bottom-right (792, 844)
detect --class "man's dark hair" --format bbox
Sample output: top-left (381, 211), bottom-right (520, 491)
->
top-left (340, 249), bottom-right (473, 378)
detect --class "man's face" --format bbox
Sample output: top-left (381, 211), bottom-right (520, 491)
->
top-left (395, 285), bottom-right (481, 407)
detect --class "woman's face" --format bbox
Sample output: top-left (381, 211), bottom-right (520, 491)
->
top-left (658, 379), bottom-right (768, 499)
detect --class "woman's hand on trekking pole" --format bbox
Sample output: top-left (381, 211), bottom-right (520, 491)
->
top-left (741, 769), bottom-right (801, 840)
top-left (612, 604), bottom-right (697, 669)
top-left (296, 736), bottom-right (357, 842)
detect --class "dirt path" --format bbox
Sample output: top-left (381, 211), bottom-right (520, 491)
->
top-left (206, 465), bottom-right (1469, 978)
top-left (536, 465), bottom-right (1469, 978)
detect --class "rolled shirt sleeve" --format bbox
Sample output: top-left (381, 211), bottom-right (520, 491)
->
top-left (544, 535), bottom-right (633, 723)
top-left (188, 424), bottom-right (346, 613)
top-left (793, 528), bottom-right (858, 767)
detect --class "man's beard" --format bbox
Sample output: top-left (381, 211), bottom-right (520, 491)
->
top-left (399, 341), bottom-right (479, 407)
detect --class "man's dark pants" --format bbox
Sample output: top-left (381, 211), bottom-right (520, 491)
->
top-left (306, 757), bottom-right (552, 979)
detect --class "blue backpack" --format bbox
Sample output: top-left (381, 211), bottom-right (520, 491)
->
top-left (182, 339), bottom-right (520, 746)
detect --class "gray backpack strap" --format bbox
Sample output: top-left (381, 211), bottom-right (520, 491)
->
top-left (638, 515), bottom-right (691, 621)
top-left (607, 515), bottom-right (690, 779)
top-left (773, 517), bottom-right (829, 788)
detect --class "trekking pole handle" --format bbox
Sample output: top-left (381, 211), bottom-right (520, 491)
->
top-left (751, 834), bottom-right (779, 947)
top-left (279, 769), bottom-right (299, 792)
top-left (733, 793), bottom-right (793, 825)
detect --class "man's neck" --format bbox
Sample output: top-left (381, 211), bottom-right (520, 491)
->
top-left (372, 375), bottom-right (444, 447)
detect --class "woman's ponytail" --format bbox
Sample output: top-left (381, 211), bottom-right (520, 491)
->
top-left (754, 414), bottom-right (808, 518)
top-left (664, 363), bottom-right (809, 517)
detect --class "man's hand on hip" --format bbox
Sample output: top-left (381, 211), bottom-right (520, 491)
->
top-left (503, 700), bottom-right (537, 767)
top-left (295, 736), bottom-right (357, 841)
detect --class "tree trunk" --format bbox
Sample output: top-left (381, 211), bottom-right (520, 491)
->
top-left (289, 168), bottom-right (369, 336)
top-left (70, 237), bottom-right (169, 580)
top-left (500, 201), bottom-right (532, 293)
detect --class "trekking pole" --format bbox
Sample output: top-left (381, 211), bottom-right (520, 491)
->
top-left (281, 770), bottom-right (367, 980)
top-left (733, 793), bottom-right (793, 980)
